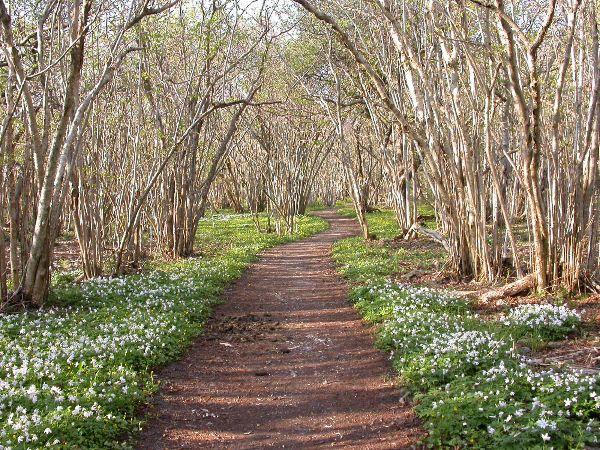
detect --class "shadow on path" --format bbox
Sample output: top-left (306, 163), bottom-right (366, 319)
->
top-left (137, 210), bottom-right (423, 449)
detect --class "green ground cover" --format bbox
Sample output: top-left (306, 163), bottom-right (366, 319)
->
top-left (333, 205), bottom-right (599, 449)
top-left (0, 214), bottom-right (327, 449)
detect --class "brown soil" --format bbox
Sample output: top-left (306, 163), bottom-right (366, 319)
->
top-left (52, 237), bottom-right (82, 270)
top-left (136, 210), bottom-right (423, 449)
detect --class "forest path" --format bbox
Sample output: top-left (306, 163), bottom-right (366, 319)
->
top-left (137, 210), bottom-right (422, 449)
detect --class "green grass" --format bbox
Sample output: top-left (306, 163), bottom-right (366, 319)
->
top-left (0, 213), bottom-right (327, 449)
top-left (333, 201), bottom-right (445, 283)
top-left (306, 201), bottom-right (330, 212)
top-left (335, 199), bottom-right (437, 238)
top-left (191, 213), bottom-right (327, 258)
top-left (334, 237), bottom-right (402, 283)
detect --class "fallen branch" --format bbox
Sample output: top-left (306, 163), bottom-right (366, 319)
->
top-left (581, 273), bottom-right (600, 294)
top-left (404, 223), bottom-right (450, 253)
top-left (481, 274), bottom-right (535, 302)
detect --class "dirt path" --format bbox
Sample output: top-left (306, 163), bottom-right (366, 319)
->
top-left (137, 211), bottom-right (422, 449)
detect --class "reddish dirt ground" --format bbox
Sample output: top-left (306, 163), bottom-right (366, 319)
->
top-left (137, 211), bottom-right (423, 449)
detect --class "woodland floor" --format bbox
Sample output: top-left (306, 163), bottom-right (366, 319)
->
top-left (136, 211), bottom-right (423, 449)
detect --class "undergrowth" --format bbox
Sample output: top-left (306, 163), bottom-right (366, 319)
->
top-left (333, 204), bottom-right (599, 449)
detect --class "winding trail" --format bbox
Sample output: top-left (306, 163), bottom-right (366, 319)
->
top-left (137, 211), bottom-right (422, 449)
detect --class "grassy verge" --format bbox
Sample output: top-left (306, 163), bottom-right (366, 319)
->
top-left (0, 214), bottom-right (327, 449)
top-left (332, 205), bottom-right (599, 449)
top-left (334, 201), bottom-right (445, 284)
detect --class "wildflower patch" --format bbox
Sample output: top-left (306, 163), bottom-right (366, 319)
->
top-left (0, 214), bottom-right (327, 448)
top-left (333, 234), bottom-right (598, 448)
